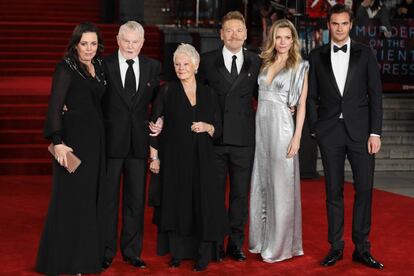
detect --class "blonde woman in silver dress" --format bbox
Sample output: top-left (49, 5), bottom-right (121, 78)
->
top-left (249, 19), bottom-right (309, 263)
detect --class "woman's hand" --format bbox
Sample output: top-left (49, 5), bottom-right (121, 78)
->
top-left (287, 135), bottom-right (301, 159)
top-left (54, 144), bottom-right (73, 168)
top-left (149, 159), bottom-right (160, 174)
top-left (191, 122), bottom-right (214, 136)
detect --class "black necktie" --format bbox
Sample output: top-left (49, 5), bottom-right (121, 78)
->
top-left (125, 59), bottom-right (136, 95)
top-left (333, 44), bottom-right (347, 53)
top-left (230, 55), bottom-right (238, 80)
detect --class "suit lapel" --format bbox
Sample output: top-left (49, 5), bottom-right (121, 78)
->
top-left (342, 40), bottom-right (361, 97)
top-left (320, 44), bottom-right (342, 98)
top-left (229, 50), bottom-right (251, 94)
top-left (132, 56), bottom-right (149, 108)
top-left (108, 54), bottom-right (130, 107)
top-left (214, 53), bottom-right (233, 84)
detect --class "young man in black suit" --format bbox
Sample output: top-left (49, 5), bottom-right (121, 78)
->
top-left (101, 21), bottom-right (161, 269)
top-left (198, 11), bottom-right (261, 261)
top-left (307, 4), bottom-right (384, 269)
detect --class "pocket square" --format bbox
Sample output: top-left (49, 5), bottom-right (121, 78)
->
top-left (147, 82), bottom-right (151, 87)
top-left (248, 73), bottom-right (251, 77)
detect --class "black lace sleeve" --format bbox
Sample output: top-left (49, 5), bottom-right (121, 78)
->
top-left (94, 57), bottom-right (107, 86)
top-left (43, 61), bottom-right (71, 144)
top-left (211, 88), bottom-right (223, 140)
top-left (149, 83), bottom-right (167, 150)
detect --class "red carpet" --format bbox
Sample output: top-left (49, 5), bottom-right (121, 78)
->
top-left (0, 0), bottom-right (100, 22)
top-left (1, 1), bottom-right (413, 274)
top-left (0, 77), bottom-right (50, 175)
top-left (0, 1), bottom-right (163, 76)
top-left (0, 0), bottom-right (163, 174)
top-left (0, 176), bottom-right (413, 275)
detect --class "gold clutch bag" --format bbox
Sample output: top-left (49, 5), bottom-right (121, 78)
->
top-left (48, 143), bottom-right (81, 173)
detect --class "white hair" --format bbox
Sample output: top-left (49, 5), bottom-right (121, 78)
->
top-left (118, 21), bottom-right (145, 38)
top-left (173, 43), bottom-right (200, 67)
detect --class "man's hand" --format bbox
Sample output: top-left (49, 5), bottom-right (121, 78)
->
top-left (368, 136), bottom-right (381, 155)
top-left (149, 117), bottom-right (163, 137)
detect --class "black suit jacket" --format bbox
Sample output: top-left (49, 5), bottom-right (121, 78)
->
top-left (307, 40), bottom-right (382, 142)
top-left (198, 48), bottom-right (261, 146)
top-left (103, 52), bottom-right (161, 158)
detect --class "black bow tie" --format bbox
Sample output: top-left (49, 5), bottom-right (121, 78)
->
top-left (333, 44), bottom-right (347, 53)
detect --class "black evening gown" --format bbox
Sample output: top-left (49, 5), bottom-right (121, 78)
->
top-left (150, 81), bottom-right (228, 263)
top-left (36, 58), bottom-right (106, 275)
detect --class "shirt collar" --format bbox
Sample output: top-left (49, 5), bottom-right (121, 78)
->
top-left (118, 50), bottom-right (139, 64)
top-left (222, 46), bottom-right (243, 60)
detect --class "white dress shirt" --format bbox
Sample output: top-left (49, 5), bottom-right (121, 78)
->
top-left (331, 39), bottom-right (350, 97)
top-left (222, 46), bottom-right (243, 75)
top-left (118, 50), bottom-right (140, 90)
top-left (331, 39), bottom-right (350, 119)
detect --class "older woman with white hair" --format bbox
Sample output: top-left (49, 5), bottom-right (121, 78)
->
top-left (149, 44), bottom-right (228, 271)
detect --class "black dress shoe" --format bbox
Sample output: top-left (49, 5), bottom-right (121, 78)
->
top-left (352, 251), bottom-right (384, 269)
top-left (321, 249), bottom-right (343, 267)
top-left (168, 258), bottom-right (181, 268)
top-left (123, 256), bottom-right (147, 268)
top-left (193, 260), bottom-right (208, 272)
top-left (102, 258), bottom-right (112, 270)
top-left (227, 247), bottom-right (246, 261)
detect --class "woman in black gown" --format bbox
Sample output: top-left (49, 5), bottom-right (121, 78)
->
top-left (36, 22), bottom-right (106, 276)
top-left (149, 44), bottom-right (227, 271)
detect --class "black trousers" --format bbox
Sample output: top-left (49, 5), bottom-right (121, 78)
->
top-left (103, 157), bottom-right (147, 260)
top-left (317, 121), bottom-right (374, 253)
top-left (214, 144), bottom-right (254, 249)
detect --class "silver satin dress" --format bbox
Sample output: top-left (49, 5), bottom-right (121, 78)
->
top-left (249, 60), bottom-right (309, 263)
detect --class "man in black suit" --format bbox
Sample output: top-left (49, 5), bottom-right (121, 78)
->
top-left (101, 21), bottom-right (161, 269)
top-left (198, 11), bottom-right (261, 261)
top-left (307, 4), bottom-right (384, 269)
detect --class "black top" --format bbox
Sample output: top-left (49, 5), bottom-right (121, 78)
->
top-left (150, 81), bottom-right (228, 240)
top-left (44, 58), bottom-right (106, 145)
top-left (37, 58), bottom-right (106, 275)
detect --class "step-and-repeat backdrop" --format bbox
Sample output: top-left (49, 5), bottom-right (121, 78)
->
top-left (299, 19), bottom-right (414, 93)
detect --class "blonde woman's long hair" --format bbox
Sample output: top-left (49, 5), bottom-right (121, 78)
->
top-left (260, 19), bottom-right (302, 72)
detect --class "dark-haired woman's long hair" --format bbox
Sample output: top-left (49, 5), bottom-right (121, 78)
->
top-left (64, 22), bottom-right (104, 77)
